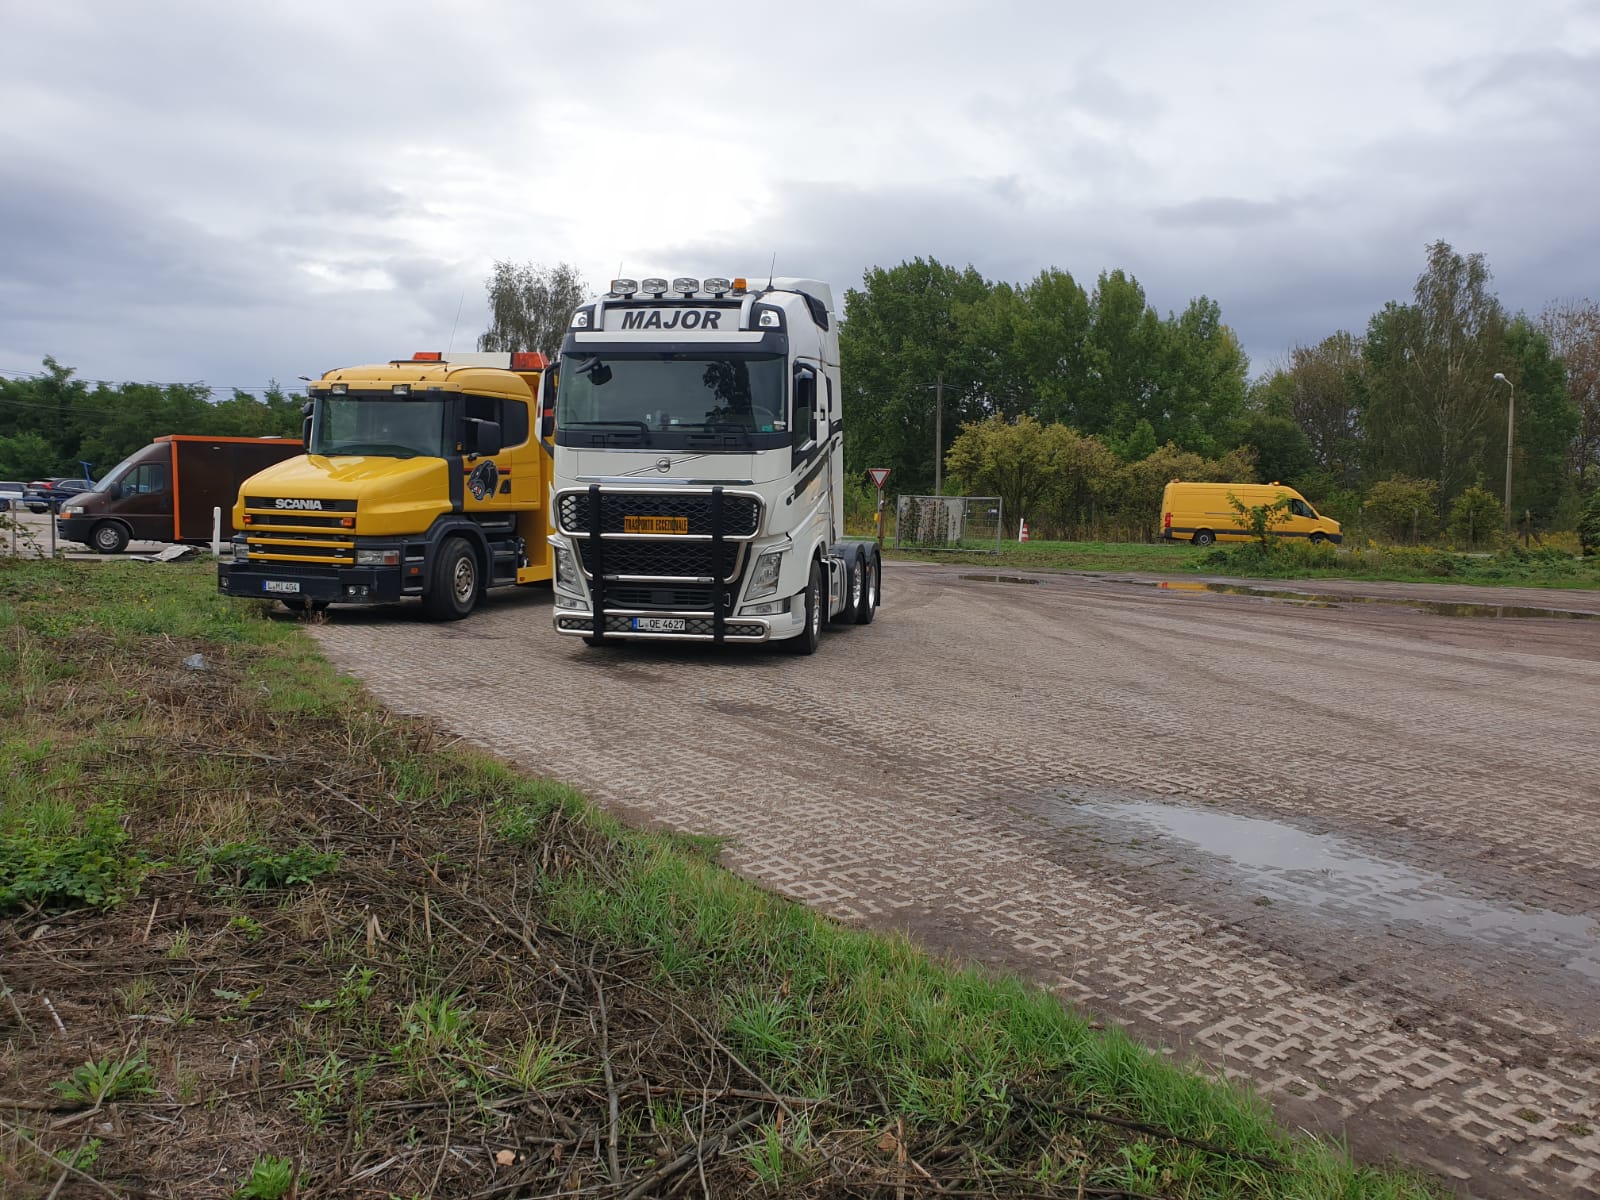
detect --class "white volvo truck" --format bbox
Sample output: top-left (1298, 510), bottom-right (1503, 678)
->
top-left (546, 275), bottom-right (880, 653)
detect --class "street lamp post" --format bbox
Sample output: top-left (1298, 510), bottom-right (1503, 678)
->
top-left (1493, 372), bottom-right (1514, 531)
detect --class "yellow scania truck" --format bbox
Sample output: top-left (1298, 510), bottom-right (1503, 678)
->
top-left (217, 351), bottom-right (554, 619)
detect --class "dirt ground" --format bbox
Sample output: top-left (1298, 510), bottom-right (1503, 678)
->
top-left (304, 563), bottom-right (1593, 1198)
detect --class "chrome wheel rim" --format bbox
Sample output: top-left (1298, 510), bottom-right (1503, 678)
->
top-left (452, 556), bottom-right (476, 606)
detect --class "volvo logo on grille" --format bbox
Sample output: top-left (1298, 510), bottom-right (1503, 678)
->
top-left (274, 498), bottom-right (324, 510)
top-left (655, 457), bottom-right (672, 473)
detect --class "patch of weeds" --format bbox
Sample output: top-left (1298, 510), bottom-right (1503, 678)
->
top-left (57, 1137), bottom-right (102, 1171)
top-left (227, 913), bottom-right (265, 940)
top-left (166, 924), bottom-right (194, 959)
top-left (233, 1154), bottom-right (297, 1200)
top-left (0, 802), bottom-right (144, 912)
top-left (197, 840), bottom-right (339, 891)
top-left (506, 1028), bottom-right (586, 1090)
top-left (52, 1053), bottom-right (156, 1105)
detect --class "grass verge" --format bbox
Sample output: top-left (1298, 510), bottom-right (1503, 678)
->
top-left (0, 558), bottom-right (1445, 1198)
top-left (891, 537), bottom-right (1600, 588)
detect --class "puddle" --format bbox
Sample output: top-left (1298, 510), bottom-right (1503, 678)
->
top-left (1152, 581), bottom-right (1599, 620)
top-left (1067, 798), bottom-right (1600, 981)
top-left (960, 574), bottom-right (1038, 585)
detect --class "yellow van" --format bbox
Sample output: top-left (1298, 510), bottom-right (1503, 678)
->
top-left (1159, 481), bottom-right (1342, 547)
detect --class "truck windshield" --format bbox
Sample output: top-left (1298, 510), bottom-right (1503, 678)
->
top-left (310, 396), bottom-right (450, 459)
top-left (558, 354), bottom-right (786, 443)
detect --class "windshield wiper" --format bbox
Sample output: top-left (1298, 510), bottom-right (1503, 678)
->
top-left (564, 420), bottom-right (651, 443)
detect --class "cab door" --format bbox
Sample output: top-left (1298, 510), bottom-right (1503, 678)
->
top-left (460, 393), bottom-right (528, 514)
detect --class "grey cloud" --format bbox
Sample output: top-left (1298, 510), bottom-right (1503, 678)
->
top-left (1152, 196), bottom-right (1298, 228)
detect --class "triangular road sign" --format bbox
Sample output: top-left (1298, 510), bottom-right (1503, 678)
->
top-left (867, 467), bottom-right (891, 489)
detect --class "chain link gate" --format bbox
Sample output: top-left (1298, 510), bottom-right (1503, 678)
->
top-left (893, 496), bottom-right (1003, 553)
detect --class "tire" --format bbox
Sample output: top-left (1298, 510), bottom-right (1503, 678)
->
top-left (90, 521), bottom-right (129, 554)
top-left (1309, 533), bottom-right (1326, 547)
top-left (854, 550), bottom-right (878, 625)
top-left (423, 536), bottom-right (479, 621)
top-left (785, 560), bottom-right (823, 655)
top-left (834, 552), bottom-right (864, 626)
top-left (1192, 530), bottom-right (1216, 548)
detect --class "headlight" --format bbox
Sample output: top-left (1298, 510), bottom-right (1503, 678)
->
top-left (747, 550), bottom-right (783, 600)
top-left (356, 549), bottom-right (400, 566)
top-left (553, 541), bottom-right (581, 589)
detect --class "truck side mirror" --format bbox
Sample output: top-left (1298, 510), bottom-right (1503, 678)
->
top-left (301, 400), bottom-right (313, 448)
top-left (467, 419), bottom-right (502, 458)
top-left (794, 366), bottom-right (817, 445)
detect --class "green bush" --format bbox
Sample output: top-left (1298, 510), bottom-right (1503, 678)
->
top-left (1581, 491), bottom-right (1600, 556)
top-left (1448, 485), bottom-right (1505, 549)
top-left (1363, 476), bottom-right (1440, 544)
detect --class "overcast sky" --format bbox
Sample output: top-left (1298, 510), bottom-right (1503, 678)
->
top-left (2, 0), bottom-right (1597, 397)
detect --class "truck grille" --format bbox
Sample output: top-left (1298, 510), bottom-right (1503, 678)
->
top-left (578, 540), bottom-right (743, 581)
top-left (247, 534), bottom-right (355, 563)
top-left (557, 491), bottom-right (760, 537)
top-left (607, 585), bottom-right (716, 609)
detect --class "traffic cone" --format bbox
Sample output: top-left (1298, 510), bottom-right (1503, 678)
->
top-left (1019, 518), bottom-right (1029, 543)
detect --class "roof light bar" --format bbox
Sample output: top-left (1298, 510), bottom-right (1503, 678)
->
top-left (642, 277), bottom-right (668, 296)
top-left (610, 278), bottom-right (638, 296)
top-left (672, 276), bottom-right (699, 295)
top-left (703, 276), bottom-right (732, 296)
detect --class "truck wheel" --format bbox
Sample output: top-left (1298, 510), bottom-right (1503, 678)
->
top-left (90, 522), bottom-right (129, 554)
top-left (785, 560), bottom-right (822, 655)
top-left (1192, 530), bottom-right (1216, 547)
top-left (835, 552), bottom-right (863, 626)
top-left (424, 536), bottom-right (479, 621)
top-left (855, 551), bottom-right (878, 625)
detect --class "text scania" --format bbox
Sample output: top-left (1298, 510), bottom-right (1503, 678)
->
top-left (274, 498), bottom-right (324, 510)
top-left (619, 309), bottom-right (723, 331)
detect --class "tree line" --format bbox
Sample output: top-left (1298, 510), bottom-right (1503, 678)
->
top-left (840, 244), bottom-right (1597, 539)
top-left (0, 358), bottom-right (302, 480)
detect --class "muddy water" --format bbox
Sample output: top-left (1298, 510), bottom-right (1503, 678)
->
top-left (1063, 798), bottom-right (1600, 982)
top-left (1153, 580), bottom-right (1600, 620)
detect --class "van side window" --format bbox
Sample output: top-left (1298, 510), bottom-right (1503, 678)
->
top-left (129, 463), bottom-right (169, 495)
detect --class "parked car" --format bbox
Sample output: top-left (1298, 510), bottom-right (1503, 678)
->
top-left (0, 481), bottom-right (27, 512)
top-left (26, 477), bottom-right (94, 513)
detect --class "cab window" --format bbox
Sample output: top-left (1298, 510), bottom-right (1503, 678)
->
top-left (127, 463), bottom-right (169, 495)
top-left (1288, 498), bottom-right (1316, 519)
top-left (463, 395), bottom-right (528, 448)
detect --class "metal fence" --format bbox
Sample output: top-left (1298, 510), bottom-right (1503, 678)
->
top-left (894, 495), bottom-right (1004, 553)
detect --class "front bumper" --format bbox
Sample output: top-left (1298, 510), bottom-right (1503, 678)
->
top-left (219, 560), bottom-right (405, 605)
top-left (553, 607), bottom-right (799, 642)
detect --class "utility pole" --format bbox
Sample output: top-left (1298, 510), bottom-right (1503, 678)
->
top-left (1494, 373), bottom-right (1515, 531)
top-left (933, 372), bottom-right (944, 497)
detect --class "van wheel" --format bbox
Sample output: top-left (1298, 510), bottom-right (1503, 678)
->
top-left (1309, 533), bottom-right (1327, 546)
top-left (90, 522), bottom-right (129, 554)
top-left (423, 536), bottom-right (479, 621)
top-left (1192, 530), bottom-right (1216, 548)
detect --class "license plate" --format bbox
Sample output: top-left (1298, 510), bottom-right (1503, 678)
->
top-left (632, 617), bottom-right (686, 633)
top-left (623, 515), bottom-right (688, 534)
top-left (262, 580), bottom-right (301, 594)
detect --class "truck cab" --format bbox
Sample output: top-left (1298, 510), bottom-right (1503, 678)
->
top-left (217, 353), bottom-right (554, 618)
top-left (547, 275), bottom-right (879, 653)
